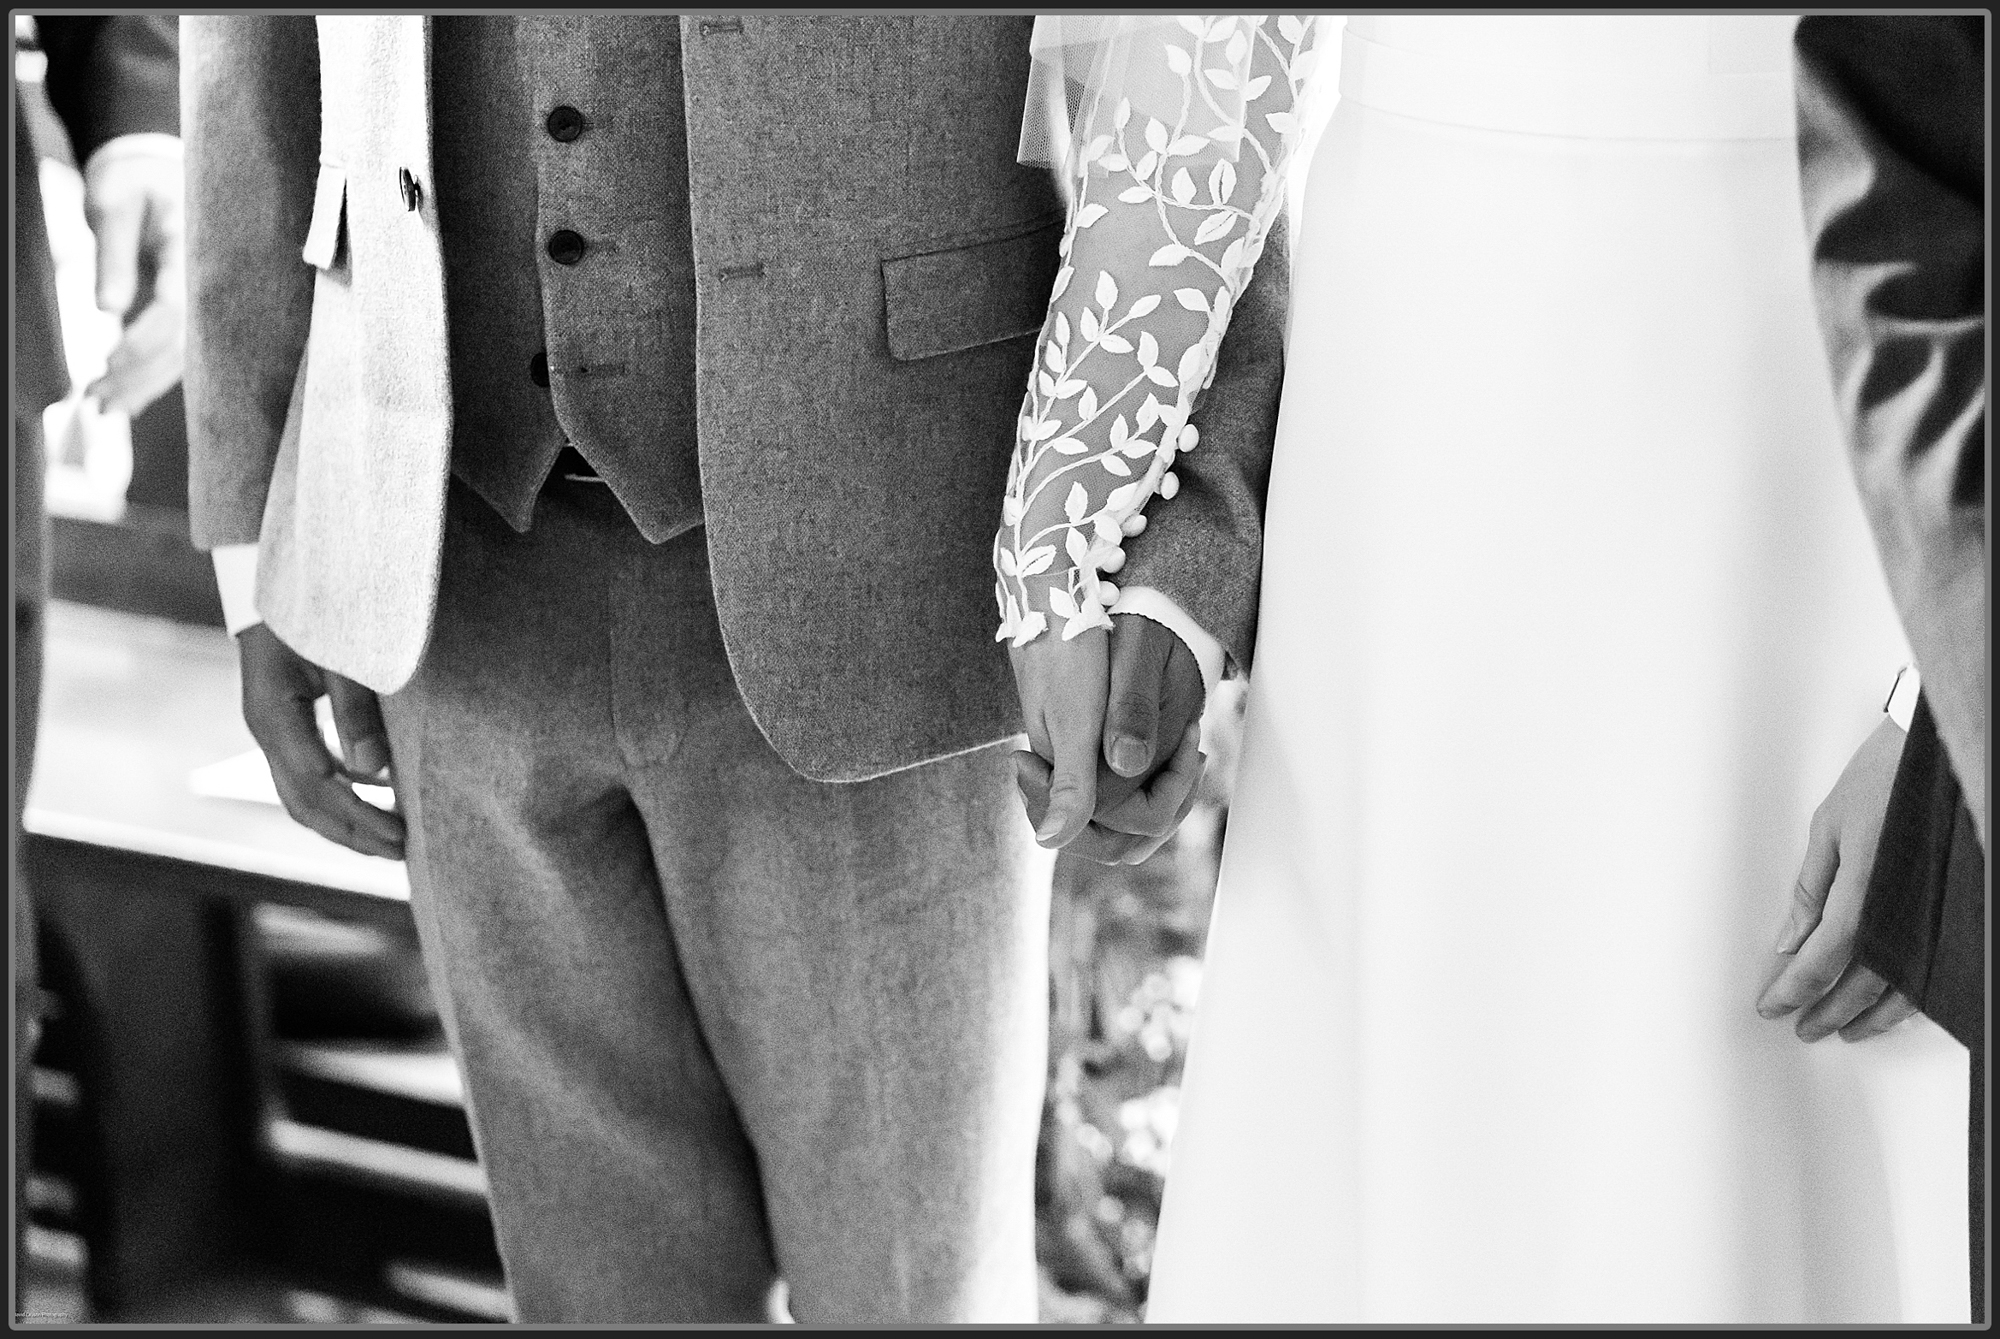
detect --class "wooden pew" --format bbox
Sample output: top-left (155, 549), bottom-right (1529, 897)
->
top-left (22, 599), bottom-right (506, 1322)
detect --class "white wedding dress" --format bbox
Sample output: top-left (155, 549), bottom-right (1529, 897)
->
top-left (1140, 16), bottom-right (1970, 1324)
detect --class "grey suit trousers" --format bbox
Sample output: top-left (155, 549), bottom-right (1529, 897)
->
top-left (376, 474), bottom-right (1050, 1324)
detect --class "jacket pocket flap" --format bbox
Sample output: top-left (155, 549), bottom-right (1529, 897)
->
top-left (881, 215), bottom-right (1065, 362)
top-left (301, 162), bottom-right (348, 271)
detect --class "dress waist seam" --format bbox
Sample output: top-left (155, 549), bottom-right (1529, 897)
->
top-left (1339, 31), bottom-right (1797, 142)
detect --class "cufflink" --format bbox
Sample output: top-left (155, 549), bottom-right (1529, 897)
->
top-left (1884, 663), bottom-right (1921, 732)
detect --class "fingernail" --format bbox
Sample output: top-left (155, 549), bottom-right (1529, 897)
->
top-left (1755, 991), bottom-right (1788, 1020)
top-left (1036, 813), bottom-right (1064, 842)
top-left (1110, 736), bottom-right (1149, 776)
top-left (350, 738), bottom-right (389, 776)
top-left (1772, 913), bottom-right (1808, 956)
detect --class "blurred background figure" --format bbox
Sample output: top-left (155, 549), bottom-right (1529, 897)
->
top-left (13, 10), bottom-right (182, 1314)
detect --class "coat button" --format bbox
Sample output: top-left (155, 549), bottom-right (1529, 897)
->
top-left (545, 105), bottom-right (585, 142)
top-left (398, 167), bottom-right (423, 211)
top-left (546, 230), bottom-right (586, 265)
top-left (529, 351), bottom-right (550, 388)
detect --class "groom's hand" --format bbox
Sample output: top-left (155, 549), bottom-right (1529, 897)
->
top-left (239, 623), bottom-right (406, 860)
top-left (1009, 614), bottom-right (1208, 864)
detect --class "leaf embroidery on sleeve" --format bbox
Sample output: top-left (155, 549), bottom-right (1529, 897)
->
top-left (995, 15), bottom-right (1323, 647)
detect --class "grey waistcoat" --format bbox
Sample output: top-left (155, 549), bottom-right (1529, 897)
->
top-left (432, 14), bottom-right (703, 542)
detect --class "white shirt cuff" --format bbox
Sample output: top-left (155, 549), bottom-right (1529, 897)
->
top-left (1884, 662), bottom-right (1921, 733)
top-left (82, 132), bottom-right (183, 178)
top-left (211, 543), bottom-right (263, 637)
top-left (1110, 585), bottom-right (1226, 701)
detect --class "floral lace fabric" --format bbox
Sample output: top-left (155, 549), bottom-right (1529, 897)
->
top-left (995, 16), bottom-right (1324, 646)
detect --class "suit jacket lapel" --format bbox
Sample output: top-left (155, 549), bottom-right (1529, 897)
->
top-left (313, 16), bottom-right (432, 176)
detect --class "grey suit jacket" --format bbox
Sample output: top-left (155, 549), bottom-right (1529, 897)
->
top-left (1794, 14), bottom-right (1986, 838)
top-left (181, 16), bottom-right (1290, 782)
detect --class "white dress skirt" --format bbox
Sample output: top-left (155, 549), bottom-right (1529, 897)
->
top-left (1146, 16), bottom-right (1970, 1325)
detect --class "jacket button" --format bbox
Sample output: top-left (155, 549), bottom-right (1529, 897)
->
top-left (529, 350), bottom-right (550, 388)
top-left (398, 167), bottom-right (423, 211)
top-left (545, 105), bottom-right (585, 142)
top-left (546, 230), bottom-right (586, 265)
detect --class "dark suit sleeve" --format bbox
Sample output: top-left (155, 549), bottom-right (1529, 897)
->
top-left (1855, 692), bottom-right (1984, 1050)
top-left (35, 15), bottom-right (181, 162)
top-left (1793, 15), bottom-right (1987, 835)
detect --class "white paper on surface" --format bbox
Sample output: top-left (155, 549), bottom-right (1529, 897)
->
top-left (188, 699), bottom-right (395, 811)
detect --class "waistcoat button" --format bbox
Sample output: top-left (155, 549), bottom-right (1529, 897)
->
top-left (529, 350), bottom-right (550, 388)
top-left (545, 105), bottom-right (585, 142)
top-left (546, 230), bottom-right (587, 265)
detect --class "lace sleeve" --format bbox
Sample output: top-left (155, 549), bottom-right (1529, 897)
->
top-left (995, 15), bottom-right (1324, 646)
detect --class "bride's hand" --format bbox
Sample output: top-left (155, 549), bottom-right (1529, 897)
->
top-left (1009, 625), bottom-right (1110, 848)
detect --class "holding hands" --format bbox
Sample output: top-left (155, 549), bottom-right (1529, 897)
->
top-left (1011, 614), bottom-right (1207, 865)
top-left (991, 19), bottom-right (1320, 867)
